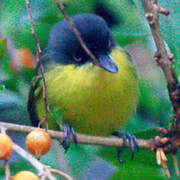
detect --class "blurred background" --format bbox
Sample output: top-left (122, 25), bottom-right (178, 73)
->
top-left (0, 0), bottom-right (179, 179)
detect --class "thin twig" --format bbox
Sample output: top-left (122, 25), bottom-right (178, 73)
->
top-left (0, 125), bottom-right (70, 180)
top-left (12, 143), bottom-right (56, 180)
top-left (0, 127), bottom-right (6, 134)
top-left (141, 0), bottom-right (180, 128)
top-left (141, 0), bottom-right (180, 178)
top-left (0, 122), bottom-right (150, 148)
top-left (4, 160), bottom-right (11, 180)
top-left (12, 142), bottom-right (73, 180)
top-left (56, 1), bottom-right (99, 65)
top-left (12, 143), bottom-right (44, 173)
top-left (25, 0), bottom-right (49, 128)
top-left (51, 169), bottom-right (74, 180)
top-left (141, 0), bottom-right (176, 83)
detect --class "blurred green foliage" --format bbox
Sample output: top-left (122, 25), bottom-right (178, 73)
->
top-left (0, 39), bottom-right (7, 59)
top-left (0, 0), bottom-right (179, 179)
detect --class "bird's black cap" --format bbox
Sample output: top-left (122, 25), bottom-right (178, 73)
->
top-left (46, 13), bottom-right (118, 73)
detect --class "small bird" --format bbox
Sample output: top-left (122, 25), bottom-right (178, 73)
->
top-left (28, 13), bottom-right (138, 161)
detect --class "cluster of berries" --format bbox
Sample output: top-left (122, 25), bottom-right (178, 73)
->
top-left (0, 128), bottom-right (52, 179)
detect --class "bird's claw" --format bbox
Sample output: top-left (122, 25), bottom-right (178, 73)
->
top-left (61, 123), bottom-right (77, 152)
top-left (112, 131), bottom-right (139, 163)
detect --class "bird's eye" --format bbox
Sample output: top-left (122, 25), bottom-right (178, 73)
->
top-left (74, 54), bottom-right (82, 62)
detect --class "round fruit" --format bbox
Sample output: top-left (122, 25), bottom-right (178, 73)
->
top-left (17, 48), bottom-right (36, 69)
top-left (26, 128), bottom-right (51, 159)
top-left (13, 170), bottom-right (39, 180)
top-left (0, 133), bottom-right (13, 160)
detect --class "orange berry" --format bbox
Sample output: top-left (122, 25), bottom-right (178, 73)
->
top-left (13, 170), bottom-right (39, 180)
top-left (17, 48), bottom-right (36, 69)
top-left (26, 128), bottom-right (51, 159)
top-left (0, 133), bottom-right (13, 160)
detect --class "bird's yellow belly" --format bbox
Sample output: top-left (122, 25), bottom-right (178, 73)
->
top-left (36, 47), bottom-right (138, 136)
top-left (61, 82), bottom-right (136, 136)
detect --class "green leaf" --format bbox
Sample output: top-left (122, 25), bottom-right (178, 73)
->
top-left (0, 85), bottom-right (5, 91)
top-left (0, 39), bottom-right (7, 58)
top-left (0, 81), bottom-right (6, 91)
top-left (0, 79), bottom-right (17, 92)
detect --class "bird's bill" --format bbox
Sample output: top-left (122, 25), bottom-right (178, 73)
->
top-left (97, 55), bottom-right (118, 73)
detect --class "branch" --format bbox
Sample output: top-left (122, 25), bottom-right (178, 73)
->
top-left (4, 160), bottom-right (11, 180)
top-left (12, 143), bottom-right (55, 180)
top-left (0, 125), bottom-right (73, 180)
top-left (141, 0), bottom-right (180, 178)
top-left (0, 122), bottom-right (151, 149)
top-left (12, 143), bottom-right (73, 180)
top-left (25, 0), bottom-right (49, 128)
top-left (141, 0), bottom-right (180, 129)
top-left (50, 169), bottom-right (74, 180)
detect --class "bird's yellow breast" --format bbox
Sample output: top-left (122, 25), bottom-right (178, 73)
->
top-left (35, 47), bottom-right (138, 136)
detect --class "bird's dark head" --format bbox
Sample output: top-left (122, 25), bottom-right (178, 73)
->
top-left (47, 13), bottom-right (118, 73)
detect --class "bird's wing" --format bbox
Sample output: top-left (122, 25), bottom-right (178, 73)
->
top-left (117, 46), bottom-right (137, 77)
top-left (27, 66), bottom-right (64, 128)
top-left (27, 75), bottom-right (42, 126)
top-left (118, 46), bottom-right (132, 62)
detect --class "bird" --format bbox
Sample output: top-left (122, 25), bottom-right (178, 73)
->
top-left (28, 13), bottom-right (138, 161)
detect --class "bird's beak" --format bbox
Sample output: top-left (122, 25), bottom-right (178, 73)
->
top-left (96, 55), bottom-right (118, 73)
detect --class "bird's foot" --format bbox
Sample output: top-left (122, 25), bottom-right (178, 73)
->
top-left (112, 131), bottom-right (139, 163)
top-left (61, 123), bottom-right (77, 152)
